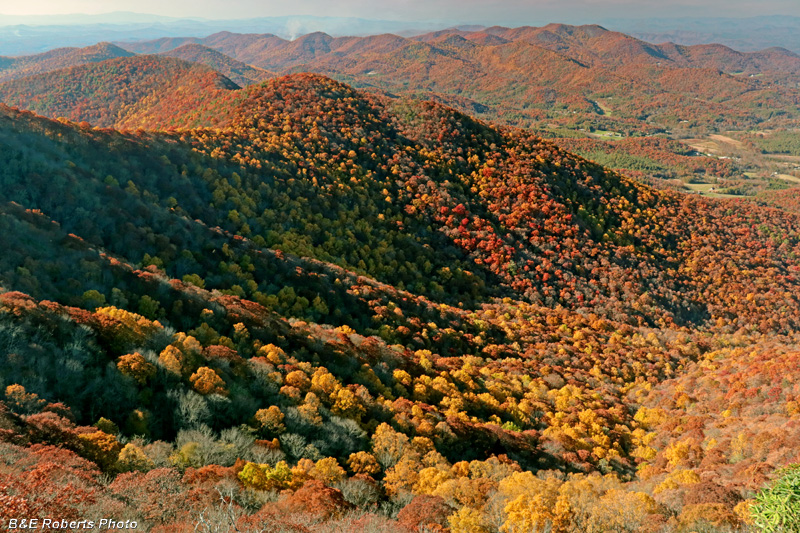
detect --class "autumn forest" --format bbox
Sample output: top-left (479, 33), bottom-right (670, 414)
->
top-left (1, 15), bottom-right (800, 533)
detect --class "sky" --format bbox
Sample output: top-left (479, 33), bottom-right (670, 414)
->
top-left (0, 0), bottom-right (797, 25)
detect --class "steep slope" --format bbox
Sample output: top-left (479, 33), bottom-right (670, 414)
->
top-left (3, 74), bottom-right (800, 531)
top-left (0, 55), bottom-right (239, 129)
top-left (486, 23), bottom-right (800, 74)
top-left (3, 73), bottom-right (800, 331)
top-left (116, 25), bottom-right (800, 134)
top-left (160, 43), bottom-right (274, 86)
top-left (118, 31), bottom-right (291, 63)
top-left (0, 42), bottom-right (134, 83)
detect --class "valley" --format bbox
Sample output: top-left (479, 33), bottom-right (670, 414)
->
top-left (0, 16), bottom-right (799, 533)
top-left (3, 24), bottom-right (799, 202)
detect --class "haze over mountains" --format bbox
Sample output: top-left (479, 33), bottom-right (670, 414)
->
top-left (3, 23), bottom-right (799, 137)
top-left (2, 12), bottom-right (800, 56)
top-left (610, 15), bottom-right (800, 54)
top-left (0, 42), bottom-right (134, 82)
top-left (0, 13), bottom-right (454, 56)
top-left (3, 10), bottom-right (800, 531)
top-left (2, 65), bottom-right (800, 530)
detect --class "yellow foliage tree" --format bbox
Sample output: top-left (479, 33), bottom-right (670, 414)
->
top-left (4, 384), bottom-right (46, 414)
top-left (633, 406), bottom-right (667, 430)
top-left (285, 370), bottom-right (311, 391)
top-left (372, 422), bottom-right (408, 469)
top-left (238, 461), bottom-right (293, 490)
top-left (254, 405), bottom-right (286, 435)
top-left (332, 387), bottom-right (366, 420)
top-left (347, 451), bottom-right (380, 476)
top-left (171, 442), bottom-right (202, 469)
top-left (117, 352), bottom-right (157, 384)
top-left (190, 366), bottom-right (228, 396)
top-left (311, 457), bottom-right (346, 485)
top-left (158, 345), bottom-right (183, 376)
top-left (433, 477), bottom-right (497, 509)
top-left (95, 306), bottom-right (162, 346)
top-left (384, 455), bottom-right (423, 496)
top-left (585, 489), bottom-right (656, 533)
top-left (298, 392), bottom-right (323, 425)
top-left (310, 368), bottom-right (340, 398)
top-left (78, 430), bottom-right (123, 471)
top-left (664, 439), bottom-right (694, 468)
top-left (678, 503), bottom-right (740, 531)
top-left (174, 333), bottom-right (202, 355)
top-left (415, 466), bottom-right (455, 495)
top-left (258, 343), bottom-right (286, 365)
top-left (498, 472), bottom-right (565, 533)
top-left (116, 443), bottom-right (154, 473)
top-left (551, 473), bottom-right (617, 531)
top-left (448, 506), bottom-right (492, 533)
top-left (654, 468), bottom-right (701, 494)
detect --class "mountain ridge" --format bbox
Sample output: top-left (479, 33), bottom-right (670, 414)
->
top-left (1, 70), bottom-right (800, 530)
top-left (160, 43), bottom-right (274, 86)
top-left (107, 24), bottom-right (800, 133)
top-left (0, 41), bottom-right (133, 82)
top-left (6, 24), bottom-right (795, 136)
top-left (0, 55), bottom-right (239, 128)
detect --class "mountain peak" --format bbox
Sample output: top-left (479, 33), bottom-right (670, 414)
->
top-left (437, 34), bottom-right (477, 50)
top-left (294, 31), bottom-right (333, 42)
top-left (0, 55), bottom-right (239, 128)
top-left (0, 41), bottom-right (134, 82)
top-left (86, 42), bottom-right (132, 54)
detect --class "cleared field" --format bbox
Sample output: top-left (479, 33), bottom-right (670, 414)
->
top-left (775, 173), bottom-right (800, 183)
top-left (684, 134), bottom-right (745, 155)
top-left (589, 129), bottom-right (623, 140)
top-left (595, 100), bottom-right (614, 116)
top-left (708, 134), bottom-right (745, 148)
top-left (684, 182), bottom-right (751, 198)
top-left (765, 154), bottom-right (800, 163)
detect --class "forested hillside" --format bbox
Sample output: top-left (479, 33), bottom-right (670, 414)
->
top-left (7, 24), bottom-right (800, 135)
top-left (160, 44), bottom-right (274, 87)
top-left (0, 56), bottom-right (239, 129)
top-left (1, 73), bottom-right (799, 531)
top-left (119, 24), bottom-right (800, 134)
top-left (5, 24), bottom-right (799, 203)
top-left (0, 42), bottom-right (133, 83)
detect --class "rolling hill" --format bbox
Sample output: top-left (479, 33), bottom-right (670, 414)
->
top-left (116, 24), bottom-right (800, 134)
top-left (0, 55), bottom-right (239, 129)
top-left (1, 73), bottom-right (800, 530)
top-left (160, 43), bottom-right (274, 87)
top-left (4, 25), bottom-right (798, 192)
top-left (6, 24), bottom-right (799, 135)
top-left (0, 42), bottom-right (134, 83)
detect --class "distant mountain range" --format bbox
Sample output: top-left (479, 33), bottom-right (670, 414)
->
top-left (0, 42), bottom-right (134, 82)
top-left (2, 66), bottom-right (800, 531)
top-left (0, 13), bottom-right (454, 56)
top-left (2, 24), bottom-right (799, 136)
top-left (0, 54), bottom-right (239, 129)
top-left (161, 44), bottom-right (273, 87)
top-left (117, 24), bottom-right (800, 133)
top-left (0, 11), bottom-right (187, 25)
top-left (1, 12), bottom-right (800, 56)
top-left (3, 11), bottom-right (800, 528)
top-left (606, 15), bottom-right (800, 54)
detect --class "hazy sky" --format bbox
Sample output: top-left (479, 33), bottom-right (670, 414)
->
top-left (1, 0), bottom-right (797, 24)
